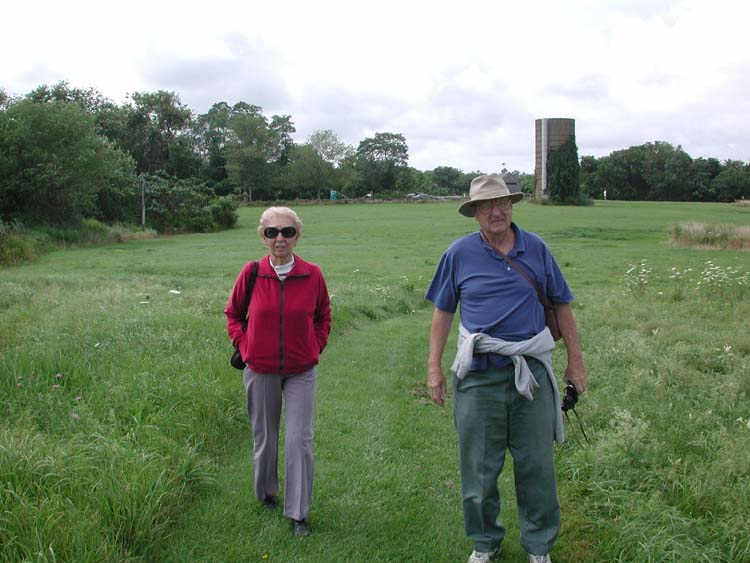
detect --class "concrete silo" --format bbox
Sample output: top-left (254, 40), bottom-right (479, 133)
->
top-left (534, 118), bottom-right (575, 199)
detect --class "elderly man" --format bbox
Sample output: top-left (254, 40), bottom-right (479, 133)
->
top-left (425, 174), bottom-right (587, 563)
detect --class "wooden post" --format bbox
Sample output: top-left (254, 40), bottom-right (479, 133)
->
top-left (141, 176), bottom-right (146, 230)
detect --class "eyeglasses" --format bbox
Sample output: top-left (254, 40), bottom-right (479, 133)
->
top-left (263, 226), bottom-right (297, 239)
top-left (475, 198), bottom-right (512, 212)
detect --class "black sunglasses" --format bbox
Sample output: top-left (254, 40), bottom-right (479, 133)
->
top-left (263, 226), bottom-right (297, 239)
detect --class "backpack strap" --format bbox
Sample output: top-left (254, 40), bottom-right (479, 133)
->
top-left (240, 260), bottom-right (260, 330)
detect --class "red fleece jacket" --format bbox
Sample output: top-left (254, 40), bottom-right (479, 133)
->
top-left (225, 255), bottom-right (331, 375)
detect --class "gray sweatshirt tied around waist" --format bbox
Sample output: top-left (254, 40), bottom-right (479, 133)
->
top-left (451, 324), bottom-right (564, 443)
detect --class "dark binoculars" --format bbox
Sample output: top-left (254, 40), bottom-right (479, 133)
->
top-left (561, 383), bottom-right (579, 412)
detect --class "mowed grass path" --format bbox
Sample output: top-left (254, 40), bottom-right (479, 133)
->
top-left (2, 201), bottom-right (749, 562)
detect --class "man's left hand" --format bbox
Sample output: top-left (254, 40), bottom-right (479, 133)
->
top-left (564, 362), bottom-right (588, 394)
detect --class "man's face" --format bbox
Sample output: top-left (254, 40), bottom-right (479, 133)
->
top-left (473, 197), bottom-right (513, 236)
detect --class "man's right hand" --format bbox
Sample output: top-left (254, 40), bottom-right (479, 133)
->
top-left (428, 365), bottom-right (447, 406)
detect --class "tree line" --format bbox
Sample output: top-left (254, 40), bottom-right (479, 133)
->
top-left (2, 81), bottom-right (748, 234)
top-left (579, 141), bottom-right (749, 202)
top-left (0, 82), bottom-right (485, 232)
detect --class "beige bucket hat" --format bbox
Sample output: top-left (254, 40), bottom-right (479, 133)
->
top-left (458, 174), bottom-right (525, 217)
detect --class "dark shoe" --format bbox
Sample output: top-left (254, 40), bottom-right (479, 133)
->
top-left (291, 519), bottom-right (311, 537)
top-left (262, 496), bottom-right (279, 510)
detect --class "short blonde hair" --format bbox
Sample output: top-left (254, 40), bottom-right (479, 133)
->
top-left (257, 206), bottom-right (303, 237)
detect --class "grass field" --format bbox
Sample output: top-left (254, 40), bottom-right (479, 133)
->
top-left (1, 200), bottom-right (749, 562)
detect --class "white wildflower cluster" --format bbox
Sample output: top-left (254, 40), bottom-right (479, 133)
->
top-left (371, 285), bottom-right (391, 300)
top-left (624, 259), bottom-right (652, 296)
top-left (626, 260), bottom-right (748, 298)
top-left (668, 266), bottom-right (694, 280)
top-left (399, 274), bottom-right (417, 292)
top-left (697, 260), bottom-right (749, 288)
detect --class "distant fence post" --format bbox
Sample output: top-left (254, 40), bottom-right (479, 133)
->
top-left (141, 175), bottom-right (147, 231)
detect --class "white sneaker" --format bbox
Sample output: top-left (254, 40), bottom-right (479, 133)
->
top-left (528, 555), bottom-right (551, 563)
top-left (468, 546), bottom-right (501, 563)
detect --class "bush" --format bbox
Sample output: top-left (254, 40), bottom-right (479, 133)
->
top-left (37, 218), bottom-right (112, 246)
top-left (144, 175), bottom-right (238, 233)
top-left (208, 197), bottom-right (238, 229)
top-left (0, 219), bottom-right (157, 265)
top-left (0, 99), bottom-right (138, 226)
top-left (0, 219), bottom-right (57, 265)
top-left (0, 219), bottom-right (32, 265)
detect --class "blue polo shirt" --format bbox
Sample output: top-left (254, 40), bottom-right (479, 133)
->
top-left (425, 223), bottom-right (574, 370)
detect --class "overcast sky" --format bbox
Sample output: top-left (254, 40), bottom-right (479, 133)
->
top-left (3, 0), bottom-right (749, 173)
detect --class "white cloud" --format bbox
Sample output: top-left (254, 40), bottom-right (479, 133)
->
top-left (2, 0), bottom-right (749, 172)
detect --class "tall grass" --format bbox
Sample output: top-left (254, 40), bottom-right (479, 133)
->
top-left (1, 200), bottom-right (749, 561)
top-left (669, 222), bottom-right (750, 250)
top-left (0, 219), bottom-right (157, 266)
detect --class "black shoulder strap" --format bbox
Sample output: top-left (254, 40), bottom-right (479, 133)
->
top-left (246, 260), bottom-right (259, 300)
top-left (241, 261), bottom-right (259, 328)
top-left (494, 248), bottom-right (553, 311)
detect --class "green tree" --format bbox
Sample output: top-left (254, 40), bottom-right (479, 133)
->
top-left (269, 114), bottom-right (296, 166)
top-left (395, 167), bottom-right (432, 196)
top-left (712, 160), bottom-right (750, 202)
top-left (0, 89), bottom-right (11, 110)
top-left (27, 81), bottom-right (109, 115)
top-left (690, 157), bottom-right (722, 201)
top-left (225, 111), bottom-right (277, 201)
top-left (121, 90), bottom-right (200, 179)
top-left (357, 132), bottom-right (409, 166)
top-left (594, 146), bottom-right (648, 200)
top-left (194, 101), bottom-right (232, 187)
top-left (431, 166), bottom-right (463, 193)
top-left (23, 81), bottom-right (129, 150)
top-left (308, 129), bottom-right (353, 167)
top-left (336, 153), bottom-right (362, 198)
top-left (579, 155), bottom-right (601, 198)
top-left (285, 144), bottom-right (334, 200)
top-left (641, 141), bottom-right (693, 201)
top-left (0, 99), bottom-right (137, 225)
top-left (546, 135), bottom-right (581, 204)
top-left (517, 173), bottom-right (536, 196)
top-left (354, 132), bottom-right (409, 195)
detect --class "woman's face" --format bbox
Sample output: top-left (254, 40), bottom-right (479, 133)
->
top-left (260, 212), bottom-right (300, 264)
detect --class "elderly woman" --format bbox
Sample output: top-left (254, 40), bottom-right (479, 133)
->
top-left (225, 206), bottom-right (331, 537)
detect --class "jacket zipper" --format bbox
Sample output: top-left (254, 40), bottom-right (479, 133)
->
top-left (279, 279), bottom-right (285, 374)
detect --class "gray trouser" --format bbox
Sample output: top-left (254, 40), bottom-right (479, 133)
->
top-left (244, 366), bottom-right (317, 521)
top-left (453, 358), bottom-right (560, 555)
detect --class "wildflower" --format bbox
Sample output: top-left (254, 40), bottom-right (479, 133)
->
top-left (75, 396), bottom-right (83, 401)
top-left (17, 382), bottom-right (23, 388)
top-left (52, 384), bottom-right (60, 390)
top-left (724, 345), bottom-right (732, 353)
top-left (55, 372), bottom-right (63, 379)
top-left (71, 413), bottom-right (80, 420)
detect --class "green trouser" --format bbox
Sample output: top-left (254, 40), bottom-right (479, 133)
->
top-left (453, 358), bottom-right (560, 555)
